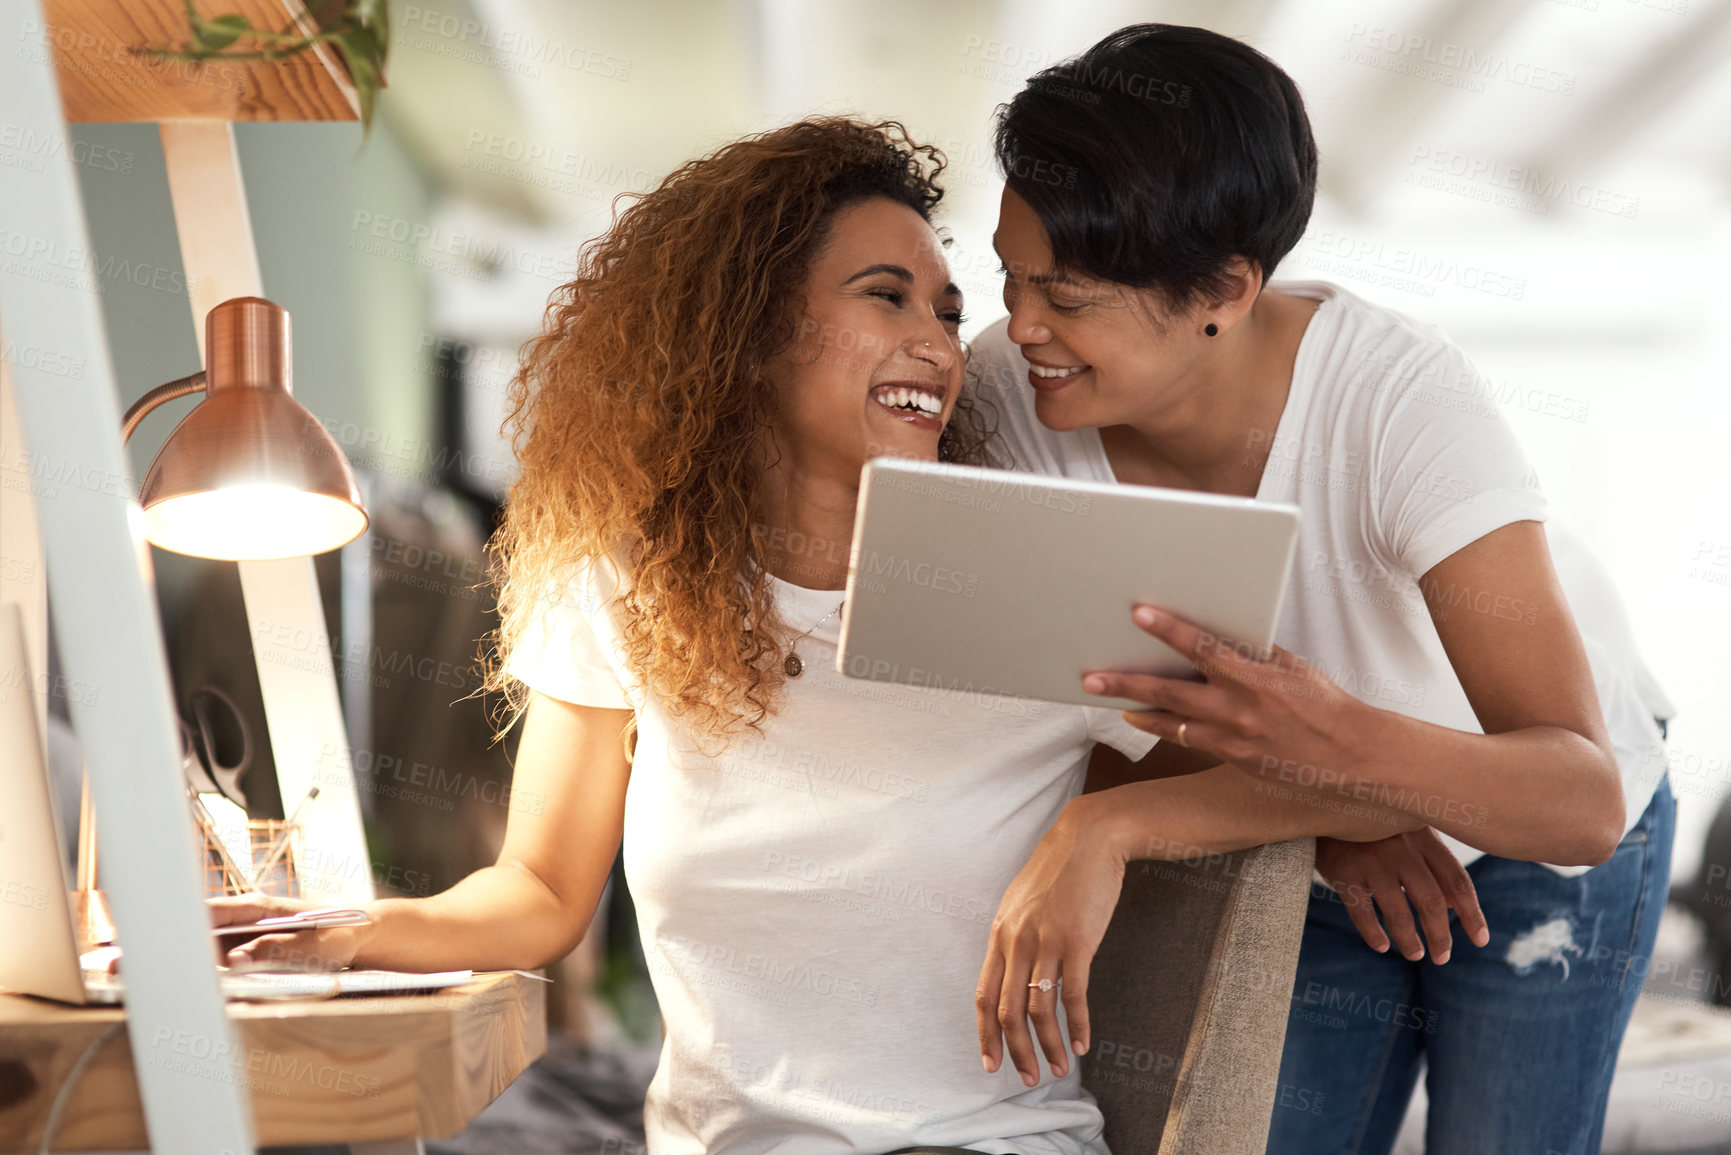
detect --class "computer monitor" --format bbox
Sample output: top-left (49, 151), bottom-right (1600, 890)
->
top-left (0, 602), bottom-right (89, 1003)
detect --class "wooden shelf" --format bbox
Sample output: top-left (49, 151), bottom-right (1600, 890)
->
top-left (0, 971), bottom-right (547, 1150)
top-left (41, 0), bottom-right (359, 122)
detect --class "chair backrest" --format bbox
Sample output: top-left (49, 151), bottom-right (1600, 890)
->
top-left (1081, 837), bottom-right (1314, 1155)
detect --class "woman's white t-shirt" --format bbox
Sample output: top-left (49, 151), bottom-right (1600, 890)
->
top-left (968, 279), bottom-right (1666, 875)
top-left (507, 561), bottom-right (1155, 1155)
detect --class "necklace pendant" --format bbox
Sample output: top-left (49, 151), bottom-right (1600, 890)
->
top-left (784, 652), bottom-right (804, 678)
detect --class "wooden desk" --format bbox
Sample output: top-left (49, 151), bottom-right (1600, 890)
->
top-left (0, 971), bottom-right (545, 1151)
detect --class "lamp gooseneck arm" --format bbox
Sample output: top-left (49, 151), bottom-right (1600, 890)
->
top-left (120, 371), bottom-right (207, 444)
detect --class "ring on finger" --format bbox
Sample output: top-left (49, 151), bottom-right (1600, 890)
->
top-left (1176, 720), bottom-right (1188, 748)
top-left (1028, 978), bottom-right (1060, 992)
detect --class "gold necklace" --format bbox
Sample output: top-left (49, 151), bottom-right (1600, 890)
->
top-left (784, 600), bottom-right (845, 678)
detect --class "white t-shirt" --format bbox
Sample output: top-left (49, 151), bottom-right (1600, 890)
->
top-left (508, 559), bottom-right (1155, 1155)
top-left (969, 280), bottom-right (1666, 875)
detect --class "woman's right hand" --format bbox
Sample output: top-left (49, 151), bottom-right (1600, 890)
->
top-left (977, 795), bottom-right (1128, 1085)
top-left (1313, 829), bottom-right (1490, 963)
top-left (209, 893), bottom-right (364, 972)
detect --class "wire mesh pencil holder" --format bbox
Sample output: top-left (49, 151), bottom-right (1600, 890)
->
top-left (198, 818), bottom-right (303, 898)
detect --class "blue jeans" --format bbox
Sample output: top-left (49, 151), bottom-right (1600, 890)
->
top-left (1267, 778), bottom-right (1674, 1155)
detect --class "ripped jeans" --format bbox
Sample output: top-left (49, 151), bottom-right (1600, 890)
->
top-left (1267, 778), bottom-right (1674, 1155)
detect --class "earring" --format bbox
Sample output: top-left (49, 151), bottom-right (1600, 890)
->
top-left (1204, 323), bottom-right (1219, 337)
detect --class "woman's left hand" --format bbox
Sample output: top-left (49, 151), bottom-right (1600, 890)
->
top-left (977, 796), bottom-right (1124, 1086)
top-left (1314, 829), bottom-right (1491, 963)
top-left (1082, 606), bottom-right (1360, 780)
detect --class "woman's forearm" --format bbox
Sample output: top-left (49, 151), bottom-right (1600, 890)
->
top-left (339, 694), bottom-right (635, 974)
top-left (1090, 539), bottom-right (1628, 869)
top-left (1297, 702), bottom-right (1623, 866)
top-left (348, 860), bottom-right (599, 973)
top-left (1076, 764), bottom-right (1420, 865)
top-left (1091, 702), bottom-right (1624, 867)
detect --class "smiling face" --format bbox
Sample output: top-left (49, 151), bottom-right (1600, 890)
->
top-left (994, 187), bottom-right (1212, 432)
top-left (766, 197), bottom-right (965, 483)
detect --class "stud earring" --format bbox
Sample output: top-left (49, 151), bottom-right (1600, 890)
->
top-left (1204, 323), bottom-right (1219, 337)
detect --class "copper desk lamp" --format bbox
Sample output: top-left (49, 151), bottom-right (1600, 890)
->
top-left (122, 296), bottom-right (369, 559)
top-left (74, 297), bottom-right (370, 949)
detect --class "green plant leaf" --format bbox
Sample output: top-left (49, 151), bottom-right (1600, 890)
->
top-left (195, 13), bottom-right (253, 52)
top-left (352, 0), bottom-right (389, 38)
top-left (332, 24), bottom-right (385, 131)
top-left (373, 0), bottom-right (391, 58)
top-left (156, 0), bottom-right (390, 133)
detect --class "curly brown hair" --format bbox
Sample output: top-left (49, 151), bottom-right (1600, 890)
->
top-left (486, 117), bottom-right (994, 741)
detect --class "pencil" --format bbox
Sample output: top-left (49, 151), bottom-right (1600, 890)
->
top-left (250, 785), bottom-right (320, 890)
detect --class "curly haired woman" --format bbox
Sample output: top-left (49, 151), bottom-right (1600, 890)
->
top-left (206, 118), bottom-right (1168, 1155)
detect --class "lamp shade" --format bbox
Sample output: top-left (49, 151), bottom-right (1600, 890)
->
top-left (138, 298), bottom-right (368, 560)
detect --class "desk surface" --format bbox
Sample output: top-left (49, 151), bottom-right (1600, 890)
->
top-left (0, 970), bottom-right (546, 1151)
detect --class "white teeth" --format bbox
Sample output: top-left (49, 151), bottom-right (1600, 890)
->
top-left (1030, 364), bottom-right (1085, 379)
top-left (874, 385), bottom-right (943, 417)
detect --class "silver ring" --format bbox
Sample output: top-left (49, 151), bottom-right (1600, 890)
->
top-left (1028, 978), bottom-right (1058, 992)
top-left (1177, 721), bottom-right (1188, 748)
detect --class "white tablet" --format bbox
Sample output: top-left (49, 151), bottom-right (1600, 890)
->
top-left (836, 459), bottom-right (1301, 712)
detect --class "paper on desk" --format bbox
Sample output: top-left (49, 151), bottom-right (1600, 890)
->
top-left (219, 969), bottom-right (474, 1000)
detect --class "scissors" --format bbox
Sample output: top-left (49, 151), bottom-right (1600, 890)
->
top-left (179, 685), bottom-right (254, 810)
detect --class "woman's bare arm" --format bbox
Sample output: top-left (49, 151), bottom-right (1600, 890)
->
top-left (1083, 742), bottom-right (1421, 843)
top-left (1082, 522), bottom-right (1624, 866)
top-left (216, 692), bottom-right (633, 972)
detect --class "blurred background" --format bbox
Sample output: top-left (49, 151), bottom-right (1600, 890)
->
top-left (58, 0), bottom-right (1731, 1149)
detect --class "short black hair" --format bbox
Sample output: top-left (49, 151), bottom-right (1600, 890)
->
top-left (994, 24), bottom-right (1317, 306)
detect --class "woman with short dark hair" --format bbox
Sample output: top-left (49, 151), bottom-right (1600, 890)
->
top-left (971, 24), bottom-right (1673, 1155)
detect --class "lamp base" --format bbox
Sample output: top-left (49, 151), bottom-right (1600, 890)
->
top-left (73, 888), bottom-right (117, 954)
